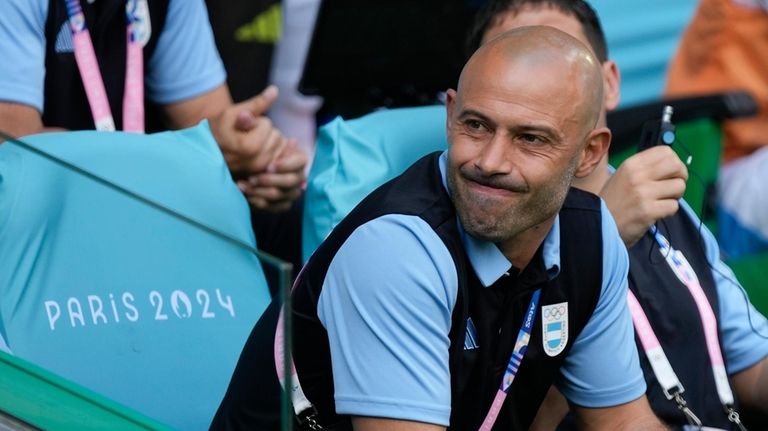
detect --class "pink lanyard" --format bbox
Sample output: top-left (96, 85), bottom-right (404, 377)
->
top-left (65, 0), bottom-right (147, 132)
top-left (628, 229), bottom-right (746, 430)
top-left (478, 289), bottom-right (540, 431)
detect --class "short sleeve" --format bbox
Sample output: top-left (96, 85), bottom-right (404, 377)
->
top-left (556, 200), bottom-right (647, 407)
top-left (0, 0), bottom-right (47, 111)
top-left (145, 0), bottom-right (226, 104)
top-left (317, 214), bottom-right (458, 426)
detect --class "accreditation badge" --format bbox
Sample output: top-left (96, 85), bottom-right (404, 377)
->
top-left (541, 302), bottom-right (568, 356)
top-left (126, 0), bottom-right (152, 46)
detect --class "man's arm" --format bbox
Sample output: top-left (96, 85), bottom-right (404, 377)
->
top-left (529, 387), bottom-right (667, 431)
top-left (162, 83), bottom-right (284, 176)
top-left (317, 214), bottom-right (458, 428)
top-left (0, 0), bottom-right (48, 138)
top-left (529, 386), bottom-right (569, 431)
top-left (557, 201), bottom-right (665, 427)
top-left (162, 83), bottom-right (306, 211)
top-left (0, 102), bottom-right (45, 138)
top-left (732, 357), bottom-right (768, 413)
top-left (571, 396), bottom-right (668, 430)
top-left (599, 145), bottom-right (688, 246)
top-left (352, 417), bottom-right (445, 431)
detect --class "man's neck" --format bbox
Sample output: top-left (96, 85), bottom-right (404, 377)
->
top-left (497, 216), bottom-right (556, 270)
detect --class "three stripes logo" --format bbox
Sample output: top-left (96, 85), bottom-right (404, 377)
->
top-left (464, 317), bottom-right (479, 350)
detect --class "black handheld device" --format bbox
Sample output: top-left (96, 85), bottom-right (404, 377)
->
top-left (638, 105), bottom-right (676, 152)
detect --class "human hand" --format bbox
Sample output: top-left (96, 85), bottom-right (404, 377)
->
top-left (209, 85), bottom-right (289, 177)
top-left (236, 139), bottom-right (308, 213)
top-left (600, 145), bottom-right (688, 246)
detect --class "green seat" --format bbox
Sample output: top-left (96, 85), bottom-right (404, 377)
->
top-left (0, 350), bottom-right (170, 430)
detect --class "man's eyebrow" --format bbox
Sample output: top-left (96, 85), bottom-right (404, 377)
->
top-left (457, 109), bottom-right (494, 126)
top-left (509, 123), bottom-right (558, 138)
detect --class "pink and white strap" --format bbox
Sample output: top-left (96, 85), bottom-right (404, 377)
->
top-left (66, 0), bottom-right (148, 133)
top-left (627, 229), bottom-right (746, 429)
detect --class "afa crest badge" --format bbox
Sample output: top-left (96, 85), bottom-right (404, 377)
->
top-left (542, 302), bottom-right (568, 357)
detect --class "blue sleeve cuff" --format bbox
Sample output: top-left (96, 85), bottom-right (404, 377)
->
top-left (146, 67), bottom-right (226, 104)
top-left (0, 83), bottom-right (42, 112)
top-left (557, 373), bottom-right (647, 408)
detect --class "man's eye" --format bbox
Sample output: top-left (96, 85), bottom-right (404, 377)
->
top-left (520, 133), bottom-right (544, 144)
top-left (465, 120), bottom-right (485, 131)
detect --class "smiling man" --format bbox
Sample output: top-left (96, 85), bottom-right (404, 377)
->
top-left (211, 26), bottom-right (665, 430)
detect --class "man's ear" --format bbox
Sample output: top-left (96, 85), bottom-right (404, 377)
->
top-left (445, 89), bottom-right (457, 140)
top-left (575, 127), bottom-right (611, 178)
top-left (602, 60), bottom-right (621, 111)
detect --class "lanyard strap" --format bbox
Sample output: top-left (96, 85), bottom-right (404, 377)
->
top-left (629, 228), bottom-right (746, 429)
top-left (274, 264), bottom-right (323, 429)
top-left (275, 279), bottom-right (542, 430)
top-left (628, 289), bottom-right (703, 427)
top-left (478, 289), bottom-right (540, 431)
top-left (65, 0), bottom-right (147, 132)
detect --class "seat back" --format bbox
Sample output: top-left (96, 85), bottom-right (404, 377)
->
top-left (0, 350), bottom-right (169, 430)
top-left (0, 123), bottom-right (272, 430)
top-left (302, 105), bottom-right (447, 261)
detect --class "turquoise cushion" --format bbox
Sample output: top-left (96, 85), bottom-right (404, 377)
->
top-left (0, 123), bottom-right (271, 430)
top-left (302, 106), bottom-right (448, 262)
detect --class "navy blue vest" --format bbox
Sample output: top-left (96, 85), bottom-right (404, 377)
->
top-left (628, 211), bottom-right (736, 429)
top-left (290, 152), bottom-right (605, 430)
top-left (43, 0), bottom-right (169, 131)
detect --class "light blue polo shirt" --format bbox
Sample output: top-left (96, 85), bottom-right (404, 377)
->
top-left (316, 151), bottom-right (646, 426)
top-left (0, 0), bottom-right (226, 112)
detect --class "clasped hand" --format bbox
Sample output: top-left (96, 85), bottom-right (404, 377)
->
top-left (210, 85), bottom-right (308, 213)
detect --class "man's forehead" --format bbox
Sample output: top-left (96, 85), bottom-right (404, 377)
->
top-left (457, 76), bottom-right (578, 135)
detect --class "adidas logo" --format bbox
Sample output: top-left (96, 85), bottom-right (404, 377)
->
top-left (54, 22), bottom-right (74, 53)
top-left (464, 317), bottom-right (479, 350)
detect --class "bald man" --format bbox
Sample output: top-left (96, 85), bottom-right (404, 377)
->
top-left (211, 26), bottom-right (665, 430)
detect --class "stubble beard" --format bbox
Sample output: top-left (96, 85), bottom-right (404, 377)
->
top-left (449, 159), bottom-right (578, 245)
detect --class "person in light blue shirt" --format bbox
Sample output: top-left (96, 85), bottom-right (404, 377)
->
top-left (0, 0), bottom-right (306, 214)
top-left (316, 152), bottom-right (648, 423)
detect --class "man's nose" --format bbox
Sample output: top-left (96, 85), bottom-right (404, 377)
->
top-left (474, 134), bottom-right (512, 175)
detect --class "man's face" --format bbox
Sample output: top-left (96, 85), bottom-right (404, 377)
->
top-left (446, 50), bottom-right (587, 245)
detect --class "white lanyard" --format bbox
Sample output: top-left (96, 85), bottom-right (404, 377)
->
top-left (274, 265), bottom-right (322, 429)
top-left (65, 0), bottom-right (149, 132)
top-left (628, 229), bottom-right (746, 430)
